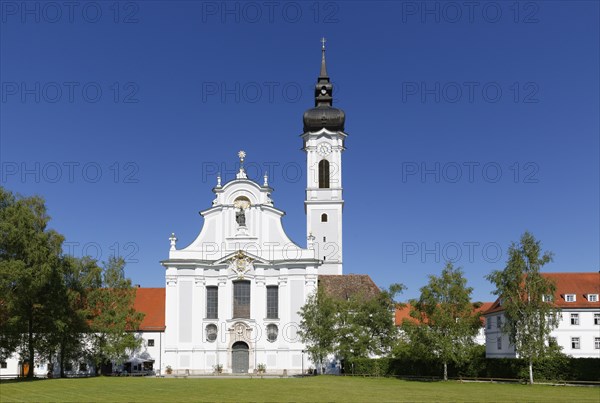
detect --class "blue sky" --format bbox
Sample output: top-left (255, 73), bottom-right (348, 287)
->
top-left (1, 1), bottom-right (598, 302)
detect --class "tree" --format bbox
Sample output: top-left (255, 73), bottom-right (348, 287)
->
top-left (337, 285), bottom-right (405, 361)
top-left (405, 262), bottom-right (481, 381)
top-left (48, 256), bottom-right (102, 377)
top-left (486, 231), bottom-right (558, 385)
top-left (298, 287), bottom-right (338, 373)
top-left (0, 187), bottom-right (64, 377)
top-left (0, 186), bottom-right (142, 378)
top-left (86, 256), bottom-right (143, 373)
top-left (298, 283), bottom-right (404, 373)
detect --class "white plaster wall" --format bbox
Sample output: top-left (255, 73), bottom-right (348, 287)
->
top-left (303, 129), bottom-right (345, 275)
top-left (485, 309), bottom-right (600, 358)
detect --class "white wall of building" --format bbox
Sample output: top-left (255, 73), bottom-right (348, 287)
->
top-left (162, 168), bottom-right (321, 375)
top-left (484, 309), bottom-right (600, 358)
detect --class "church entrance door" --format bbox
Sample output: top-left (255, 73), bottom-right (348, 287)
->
top-left (232, 341), bottom-right (249, 373)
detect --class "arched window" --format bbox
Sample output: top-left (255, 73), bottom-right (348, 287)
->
top-left (266, 286), bottom-right (279, 319)
top-left (233, 280), bottom-right (251, 318)
top-left (206, 286), bottom-right (218, 319)
top-left (318, 160), bottom-right (330, 188)
top-left (321, 213), bottom-right (328, 222)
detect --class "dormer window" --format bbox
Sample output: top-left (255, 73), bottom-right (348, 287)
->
top-left (565, 294), bottom-right (576, 302)
top-left (588, 294), bottom-right (599, 302)
top-left (542, 295), bottom-right (553, 302)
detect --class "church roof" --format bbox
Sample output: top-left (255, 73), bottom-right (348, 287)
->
top-left (319, 274), bottom-right (380, 301)
top-left (133, 288), bottom-right (165, 331)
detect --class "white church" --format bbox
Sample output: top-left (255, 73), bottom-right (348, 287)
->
top-left (156, 41), bottom-right (353, 375)
top-left (2, 43), bottom-right (598, 379)
top-left (0, 41), bottom-right (383, 379)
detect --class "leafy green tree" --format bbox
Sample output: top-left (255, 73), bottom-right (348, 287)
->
top-left (406, 262), bottom-right (481, 380)
top-left (299, 283), bottom-right (404, 372)
top-left (49, 256), bottom-right (102, 377)
top-left (398, 320), bottom-right (437, 361)
top-left (86, 256), bottom-right (143, 373)
top-left (298, 288), bottom-right (338, 373)
top-left (0, 187), bottom-right (142, 378)
top-left (486, 231), bottom-right (558, 385)
top-left (337, 285), bottom-right (405, 360)
top-left (0, 187), bottom-right (64, 377)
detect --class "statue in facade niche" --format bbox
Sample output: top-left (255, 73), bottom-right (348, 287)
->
top-left (236, 208), bottom-right (246, 227)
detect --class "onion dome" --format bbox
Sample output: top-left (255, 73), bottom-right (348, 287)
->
top-left (303, 39), bottom-right (345, 132)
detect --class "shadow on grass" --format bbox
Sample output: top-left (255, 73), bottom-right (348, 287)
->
top-left (0, 375), bottom-right (98, 383)
top-left (342, 374), bottom-right (446, 383)
top-left (0, 377), bottom-right (47, 384)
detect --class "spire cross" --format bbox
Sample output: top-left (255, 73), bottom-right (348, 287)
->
top-left (321, 37), bottom-right (326, 50)
top-left (238, 150), bottom-right (246, 166)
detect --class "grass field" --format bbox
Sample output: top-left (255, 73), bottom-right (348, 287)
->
top-left (1, 376), bottom-right (598, 402)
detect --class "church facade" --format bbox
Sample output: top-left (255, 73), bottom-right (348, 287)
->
top-left (0, 42), bottom-right (355, 378)
top-left (159, 43), bottom-right (347, 375)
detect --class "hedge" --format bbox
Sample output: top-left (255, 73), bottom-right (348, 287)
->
top-left (345, 356), bottom-right (600, 382)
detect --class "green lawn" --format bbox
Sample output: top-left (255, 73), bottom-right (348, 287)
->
top-left (1, 376), bottom-right (598, 402)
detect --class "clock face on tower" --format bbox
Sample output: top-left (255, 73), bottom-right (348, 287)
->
top-left (317, 143), bottom-right (332, 156)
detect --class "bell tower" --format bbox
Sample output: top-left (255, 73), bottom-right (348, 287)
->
top-left (302, 38), bottom-right (346, 275)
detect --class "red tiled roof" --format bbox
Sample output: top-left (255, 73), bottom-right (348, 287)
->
top-left (395, 302), bottom-right (494, 326)
top-left (394, 304), bottom-right (416, 325)
top-left (485, 272), bottom-right (600, 314)
top-left (133, 288), bottom-right (165, 331)
top-left (475, 302), bottom-right (495, 314)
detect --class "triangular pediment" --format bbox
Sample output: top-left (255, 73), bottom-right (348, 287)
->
top-left (213, 250), bottom-right (270, 266)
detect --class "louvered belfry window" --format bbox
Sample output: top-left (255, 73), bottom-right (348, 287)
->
top-left (319, 159), bottom-right (330, 188)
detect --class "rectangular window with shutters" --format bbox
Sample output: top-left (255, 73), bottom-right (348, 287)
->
top-left (233, 281), bottom-right (251, 318)
top-left (266, 286), bottom-right (279, 319)
top-left (206, 286), bottom-right (218, 319)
